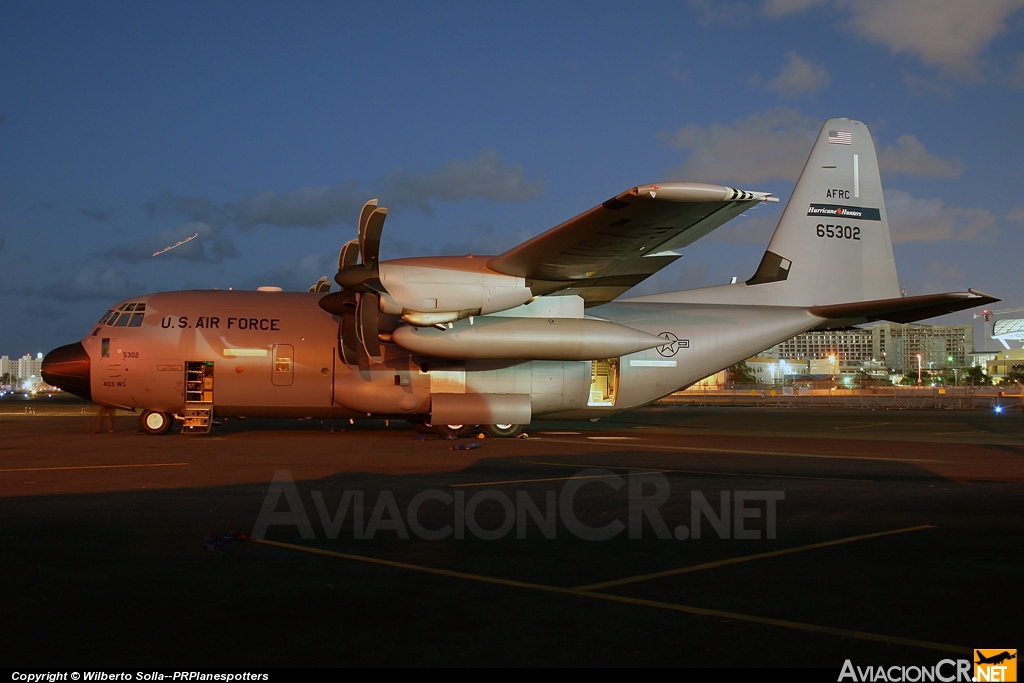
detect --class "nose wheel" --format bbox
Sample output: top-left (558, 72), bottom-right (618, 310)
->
top-left (140, 410), bottom-right (173, 435)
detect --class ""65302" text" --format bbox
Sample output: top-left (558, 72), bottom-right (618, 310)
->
top-left (816, 224), bottom-right (860, 240)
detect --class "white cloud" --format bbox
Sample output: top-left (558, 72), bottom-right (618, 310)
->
top-left (668, 52), bottom-right (690, 82)
top-left (711, 212), bottom-right (780, 244)
top-left (80, 207), bottom-right (113, 222)
top-left (926, 260), bottom-right (966, 282)
top-left (1005, 206), bottom-right (1024, 221)
top-left (901, 73), bottom-right (955, 99)
top-left (380, 149), bottom-right (544, 212)
top-left (845, 0), bottom-right (1024, 78)
top-left (240, 254), bottom-right (334, 292)
top-left (762, 0), bottom-right (826, 17)
top-left (433, 223), bottom-right (535, 258)
top-left (877, 135), bottom-right (964, 178)
top-left (885, 189), bottom-right (997, 243)
top-left (233, 180), bottom-right (365, 230)
top-left (49, 267), bottom-right (145, 301)
top-left (766, 52), bottom-right (830, 97)
top-left (687, 0), bottom-right (753, 26)
top-left (624, 261), bottom-right (712, 297)
top-left (1009, 53), bottom-right (1024, 88)
top-left (231, 150), bottom-right (543, 230)
top-left (660, 107), bottom-right (818, 184)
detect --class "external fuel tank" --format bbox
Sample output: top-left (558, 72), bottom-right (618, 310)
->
top-left (391, 316), bottom-right (666, 361)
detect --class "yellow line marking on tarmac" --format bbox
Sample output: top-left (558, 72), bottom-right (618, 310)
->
top-left (834, 423), bottom-right (891, 430)
top-left (576, 525), bottom-right (936, 590)
top-left (254, 534), bottom-right (968, 655)
top-left (0, 462), bottom-right (190, 473)
top-left (929, 431), bottom-right (989, 435)
top-left (535, 436), bottom-right (945, 463)
top-left (448, 472), bottom-right (659, 488)
top-left (570, 593), bottom-right (970, 655)
top-left (587, 436), bottom-right (639, 440)
top-left (254, 538), bottom-right (562, 592)
top-left (527, 460), bottom-right (872, 483)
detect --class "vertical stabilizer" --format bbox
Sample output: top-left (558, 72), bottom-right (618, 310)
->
top-left (746, 118), bottom-right (899, 305)
top-left (628, 118), bottom-right (903, 308)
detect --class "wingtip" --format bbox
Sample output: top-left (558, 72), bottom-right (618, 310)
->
top-left (967, 288), bottom-right (999, 302)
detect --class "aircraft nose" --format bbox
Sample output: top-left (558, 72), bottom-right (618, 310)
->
top-left (41, 342), bottom-right (92, 401)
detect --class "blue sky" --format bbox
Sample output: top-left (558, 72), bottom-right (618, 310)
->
top-left (2, 1), bottom-right (1023, 355)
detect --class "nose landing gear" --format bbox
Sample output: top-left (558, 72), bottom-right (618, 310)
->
top-left (140, 410), bottom-right (173, 435)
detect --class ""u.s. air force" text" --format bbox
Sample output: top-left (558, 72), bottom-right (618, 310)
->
top-left (160, 316), bottom-right (280, 330)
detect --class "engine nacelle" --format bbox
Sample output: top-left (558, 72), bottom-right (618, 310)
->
top-left (377, 255), bottom-right (533, 325)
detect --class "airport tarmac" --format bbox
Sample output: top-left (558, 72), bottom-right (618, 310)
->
top-left (1, 405), bottom-right (1022, 667)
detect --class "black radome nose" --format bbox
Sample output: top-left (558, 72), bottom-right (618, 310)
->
top-left (41, 342), bottom-right (92, 401)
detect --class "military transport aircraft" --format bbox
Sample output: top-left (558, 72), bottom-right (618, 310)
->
top-left (42, 118), bottom-right (997, 436)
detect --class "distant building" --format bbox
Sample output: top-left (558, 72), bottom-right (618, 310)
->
top-left (992, 319), bottom-right (1024, 350)
top-left (1, 352), bottom-right (44, 388)
top-left (986, 350), bottom-right (1024, 380)
top-left (760, 322), bottom-right (972, 374)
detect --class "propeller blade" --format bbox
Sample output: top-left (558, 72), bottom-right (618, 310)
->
top-left (360, 207), bottom-right (387, 268)
top-left (340, 306), bottom-right (359, 365)
top-left (338, 239), bottom-right (360, 271)
top-left (359, 292), bottom-right (382, 360)
top-left (319, 291), bottom-right (359, 365)
top-left (357, 199), bottom-right (378, 242)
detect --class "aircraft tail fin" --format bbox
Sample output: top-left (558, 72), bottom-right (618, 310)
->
top-left (624, 118), bottom-right (906, 309)
top-left (746, 117), bottom-right (900, 306)
top-left (623, 118), bottom-right (995, 320)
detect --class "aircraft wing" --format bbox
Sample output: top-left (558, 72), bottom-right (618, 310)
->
top-left (487, 182), bottom-right (776, 305)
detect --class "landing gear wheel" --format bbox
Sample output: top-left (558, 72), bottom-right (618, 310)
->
top-left (140, 410), bottom-right (173, 435)
top-left (411, 420), bottom-right (434, 435)
top-left (434, 424), bottom-right (475, 437)
top-left (483, 423), bottom-right (524, 438)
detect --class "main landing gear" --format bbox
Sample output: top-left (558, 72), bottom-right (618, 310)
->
top-left (482, 423), bottom-right (524, 438)
top-left (411, 421), bottom-right (525, 438)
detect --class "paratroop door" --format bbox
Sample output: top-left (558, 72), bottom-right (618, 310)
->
top-left (272, 344), bottom-right (294, 386)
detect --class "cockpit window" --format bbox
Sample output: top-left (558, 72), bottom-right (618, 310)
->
top-left (106, 302), bottom-right (147, 327)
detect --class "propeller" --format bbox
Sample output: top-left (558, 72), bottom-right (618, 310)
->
top-left (307, 276), bottom-right (331, 293)
top-left (318, 199), bottom-right (389, 364)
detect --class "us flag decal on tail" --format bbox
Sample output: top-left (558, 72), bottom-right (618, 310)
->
top-left (828, 130), bottom-right (852, 144)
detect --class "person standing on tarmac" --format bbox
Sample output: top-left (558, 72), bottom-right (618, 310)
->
top-left (91, 404), bottom-right (116, 433)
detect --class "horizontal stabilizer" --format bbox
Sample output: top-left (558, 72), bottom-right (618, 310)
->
top-left (808, 289), bottom-right (999, 328)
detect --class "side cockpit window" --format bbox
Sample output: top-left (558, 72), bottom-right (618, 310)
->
top-left (105, 302), bottom-right (146, 327)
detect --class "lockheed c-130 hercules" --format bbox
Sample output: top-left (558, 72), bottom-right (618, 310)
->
top-left (42, 118), bottom-right (997, 436)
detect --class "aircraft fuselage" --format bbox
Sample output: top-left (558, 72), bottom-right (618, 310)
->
top-left (45, 289), bottom-right (821, 426)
